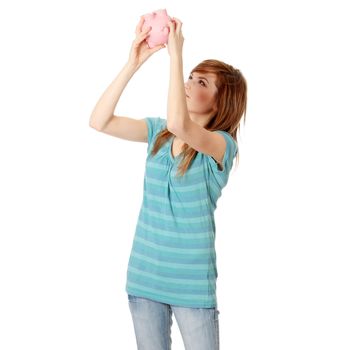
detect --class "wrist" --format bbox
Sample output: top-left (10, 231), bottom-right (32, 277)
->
top-left (125, 61), bottom-right (139, 72)
top-left (170, 53), bottom-right (183, 62)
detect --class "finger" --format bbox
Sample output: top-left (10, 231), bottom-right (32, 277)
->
top-left (172, 16), bottom-right (182, 24)
top-left (168, 20), bottom-right (175, 34)
top-left (143, 25), bottom-right (152, 33)
top-left (135, 16), bottom-right (145, 35)
top-left (134, 31), bottom-right (150, 45)
top-left (135, 26), bottom-right (151, 41)
top-left (172, 17), bottom-right (182, 33)
top-left (139, 25), bottom-right (152, 38)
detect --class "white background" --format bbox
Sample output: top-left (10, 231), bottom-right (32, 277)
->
top-left (1, 0), bottom-right (349, 349)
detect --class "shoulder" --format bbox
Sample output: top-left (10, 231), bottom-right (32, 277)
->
top-left (214, 130), bottom-right (238, 156)
top-left (144, 117), bottom-right (167, 148)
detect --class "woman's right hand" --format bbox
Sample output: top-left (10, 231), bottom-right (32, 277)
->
top-left (127, 16), bottom-right (166, 69)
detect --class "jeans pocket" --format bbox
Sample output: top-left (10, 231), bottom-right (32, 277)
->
top-left (214, 307), bottom-right (220, 320)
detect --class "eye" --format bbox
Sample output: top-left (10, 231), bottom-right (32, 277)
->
top-left (188, 75), bottom-right (206, 87)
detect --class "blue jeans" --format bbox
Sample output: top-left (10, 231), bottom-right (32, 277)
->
top-left (127, 294), bottom-right (220, 350)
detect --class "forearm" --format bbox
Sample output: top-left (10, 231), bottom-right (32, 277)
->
top-left (167, 56), bottom-right (190, 132)
top-left (89, 62), bottom-right (138, 130)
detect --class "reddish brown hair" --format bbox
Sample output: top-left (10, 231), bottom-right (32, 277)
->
top-left (151, 59), bottom-right (247, 177)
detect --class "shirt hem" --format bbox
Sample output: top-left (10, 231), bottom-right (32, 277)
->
top-left (125, 286), bottom-right (217, 309)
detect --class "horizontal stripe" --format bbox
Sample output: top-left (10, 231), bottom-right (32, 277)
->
top-left (139, 212), bottom-right (213, 233)
top-left (134, 235), bottom-right (215, 254)
top-left (145, 177), bottom-right (209, 192)
top-left (128, 266), bottom-right (215, 287)
top-left (144, 178), bottom-right (222, 199)
top-left (142, 202), bottom-right (212, 219)
top-left (147, 161), bottom-right (204, 175)
top-left (137, 220), bottom-right (214, 239)
top-left (146, 169), bottom-right (206, 185)
top-left (137, 217), bottom-right (213, 235)
top-left (136, 222), bottom-right (214, 247)
top-left (144, 192), bottom-right (212, 209)
top-left (132, 243), bottom-right (216, 264)
top-left (128, 255), bottom-right (217, 278)
top-left (127, 273), bottom-right (215, 295)
top-left (126, 281), bottom-right (215, 301)
top-left (144, 186), bottom-right (217, 202)
top-left (130, 251), bottom-right (216, 270)
top-left (141, 207), bottom-right (213, 225)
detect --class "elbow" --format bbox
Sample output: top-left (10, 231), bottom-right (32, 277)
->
top-left (89, 124), bottom-right (98, 131)
top-left (167, 121), bottom-right (176, 134)
top-left (167, 119), bottom-right (188, 135)
top-left (89, 120), bottom-right (102, 131)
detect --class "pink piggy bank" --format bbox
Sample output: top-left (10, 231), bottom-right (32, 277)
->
top-left (141, 9), bottom-right (171, 49)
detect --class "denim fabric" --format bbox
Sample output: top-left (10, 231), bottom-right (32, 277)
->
top-left (127, 294), bottom-right (220, 350)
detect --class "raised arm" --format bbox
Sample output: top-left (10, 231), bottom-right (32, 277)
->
top-left (89, 62), bottom-right (138, 131)
top-left (89, 16), bottom-right (165, 141)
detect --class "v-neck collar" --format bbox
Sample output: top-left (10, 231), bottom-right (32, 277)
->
top-left (169, 136), bottom-right (184, 161)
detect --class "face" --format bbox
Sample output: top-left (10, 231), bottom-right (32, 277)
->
top-left (184, 72), bottom-right (218, 125)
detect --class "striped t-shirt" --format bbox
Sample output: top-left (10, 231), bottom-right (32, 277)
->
top-left (125, 117), bottom-right (238, 308)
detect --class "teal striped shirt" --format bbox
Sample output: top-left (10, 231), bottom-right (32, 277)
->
top-left (125, 117), bottom-right (238, 308)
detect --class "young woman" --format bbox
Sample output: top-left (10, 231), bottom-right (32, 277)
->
top-left (90, 16), bottom-right (247, 350)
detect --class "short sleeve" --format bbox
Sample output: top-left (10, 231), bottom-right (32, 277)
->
top-left (144, 117), bottom-right (167, 154)
top-left (206, 130), bottom-right (238, 187)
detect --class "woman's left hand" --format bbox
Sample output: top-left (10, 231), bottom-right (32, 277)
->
top-left (166, 17), bottom-right (184, 58)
